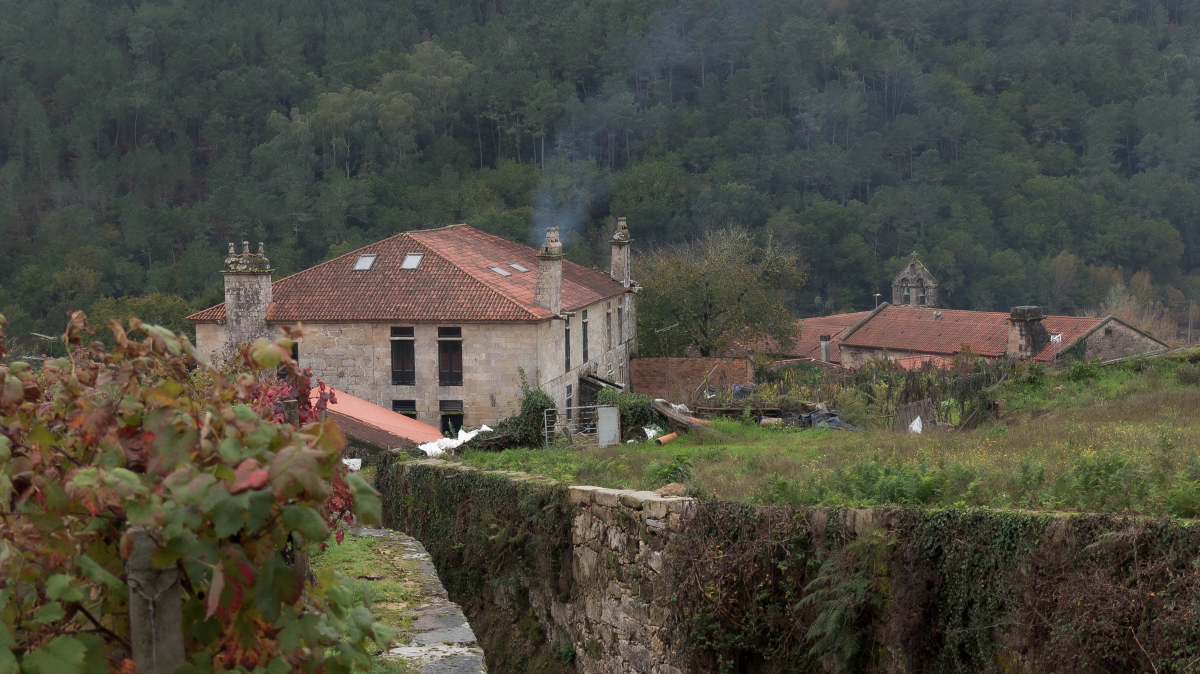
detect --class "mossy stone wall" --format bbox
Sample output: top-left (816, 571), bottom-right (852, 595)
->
top-left (379, 457), bottom-right (1200, 674)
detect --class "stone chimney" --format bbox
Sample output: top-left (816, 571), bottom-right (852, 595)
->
top-left (610, 216), bottom-right (632, 288)
top-left (1006, 306), bottom-right (1050, 361)
top-left (534, 227), bottom-right (563, 314)
top-left (820, 335), bottom-right (831, 362)
top-left (222, 241), bottom-right (273, 354)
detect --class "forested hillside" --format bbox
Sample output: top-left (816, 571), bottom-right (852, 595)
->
top-left (3, 0), bottom-right (1200, 351)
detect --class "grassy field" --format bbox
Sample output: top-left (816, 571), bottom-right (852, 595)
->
top-left (457, 354), bottom-right (1200, 516)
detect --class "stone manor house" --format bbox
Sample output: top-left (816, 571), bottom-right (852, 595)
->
top-left (189, 220), bottom-right (638, 432)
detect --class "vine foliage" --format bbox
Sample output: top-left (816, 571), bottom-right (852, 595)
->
top-left (0, 312), bottom-right (390, 673)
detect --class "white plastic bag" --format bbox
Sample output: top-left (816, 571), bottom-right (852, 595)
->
top-left (908, 416), bottom-right (923, 434)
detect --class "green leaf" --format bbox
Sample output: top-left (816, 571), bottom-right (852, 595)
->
top-left (254, 553), bottom-right (300, 622)
top-left (44, 575), bottom-right (86, 603)
top-left (281, 506), bottom-right (329, 543)
top-left (21, 635), bottom-right (86, 674)
top-left (30, 601), bottom-right (65, 624)
top-left (0, 648), bottom-right (15, 674)
top-left (104, 468), bottom-right (147, 498)
top-left (77, 555), bottom-right (124, 594)
top-left (269, 447), bottom-right (325, 501)
top-left (345, 473), bottom-right (382, 526)
top-left (217, 437), bottom-right (243, 463)
top-left (0, 622), bottom-right (14, 649)
top-left (245, 489), bottom-right (274, 532)
top-left (212, 492), bottom-right (249, 538)
top-left (371, 622), bottom-right (395, 647)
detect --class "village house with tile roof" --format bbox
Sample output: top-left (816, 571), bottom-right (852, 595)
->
top-left (714, 257), bottom-right (1167, 371)
top-left (189, 220), bottom-right (638, 431)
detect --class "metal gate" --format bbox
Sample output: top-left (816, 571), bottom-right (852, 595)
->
top-left (542, 405), bottom-right (620, 448)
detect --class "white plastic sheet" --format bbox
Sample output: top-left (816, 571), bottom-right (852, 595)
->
top-left (419, 425), bottom-right (493, 457)
top-left (908, 416), bottom-right (923, 434)
top-left (342, 458), bottom-right (362, 471)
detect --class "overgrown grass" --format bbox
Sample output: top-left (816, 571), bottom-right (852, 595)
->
top-left (458, 354), bottom-right (1200, 516)
top-left (309, 530), bottom-right (422, 630)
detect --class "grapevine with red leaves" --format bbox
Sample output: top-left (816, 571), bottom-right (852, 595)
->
top-left (0, 314), bottom-right (392, 672)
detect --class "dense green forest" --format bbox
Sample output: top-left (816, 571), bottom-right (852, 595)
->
top-left (3, 0), bottom-right (1200, 352)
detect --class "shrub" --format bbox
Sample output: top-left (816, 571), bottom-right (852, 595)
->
top-left (596, 387), bottom-right (662, 434)
top-left (1068, 358), bottom-right (1101, 382)
top-left (0, 312), bottom-right (391, 672)
top-left (488, 368), bottom-right (555, 448)
top-left (647, 453), bottom-right (694, 486)
top-left (1175, 362), bottom-right (1200, 386)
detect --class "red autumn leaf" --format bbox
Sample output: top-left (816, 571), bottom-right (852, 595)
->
top-left (230, 458), bottom-right (269, 494)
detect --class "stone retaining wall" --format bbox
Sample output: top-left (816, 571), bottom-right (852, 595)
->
top-left (380, 457), bottom-right (1200, 674)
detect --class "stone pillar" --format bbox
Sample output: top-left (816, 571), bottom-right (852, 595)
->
top-left (127, 529), bottom-right (184, 674)
top-left (534, 227), bottom-right (563, 314)
top-left (1006, 306), bottom-right (1050, 361)
top-left (222, 241), bottom-right (273, 356)
top-left (610, 216), bottom-right (632, 288)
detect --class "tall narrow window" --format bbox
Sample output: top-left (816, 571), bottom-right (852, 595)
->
top-left (903, 287), bottom-right (911, 304)
top-left (391, 327), bottom-right (415, 385)
top-left (606, 304), bottom-right (613, 350)
top-left (617, 304), bottom-right (624, 344)
top-left (438, 327), bottom-right (463, 386)
top-left (439, 400), bottom-right (463, 434)
top-left (566, 384), bottom-right (573, 422)
top-left (392, 400), bottom-right (417, 419)
top-left (582, 309), bottom-right (589, 363)
top-left (564, 317), bottom-right (571, 372)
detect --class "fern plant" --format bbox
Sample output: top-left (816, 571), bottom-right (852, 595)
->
top-left (796, 524), bottom-right (896, 672)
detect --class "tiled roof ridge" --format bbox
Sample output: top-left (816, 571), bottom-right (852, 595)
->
top-left (836, 302), bottom-right (892, 344)
top-left (402, 228), bottom-right (543, 320)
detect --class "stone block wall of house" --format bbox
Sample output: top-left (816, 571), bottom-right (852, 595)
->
top-left (539, 294), bottom-right (637, 415)
top-left (1083, 320), bottom-right (1167, 361)
top-left (297, 321), bottom-right (540, 429)
top-left (629, 357), bottom-right (754, 401)
top-left (196, 293), bottom-right (637, 430)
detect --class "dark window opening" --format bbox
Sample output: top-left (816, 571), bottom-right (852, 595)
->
top-left (440, 400), bottom-right (463, 435)
top-left (564, 317), bottom-right (571, 372)
top-left (606, 306), bottom-right (613, 350)
top-left (903, 287), bottom-right (911, 304)
top-left (392, 400), bottom-right (417, 419)
top-left (918, 291), bottom-right (926, 305)
top-left (391, 327), bottom-right (415, 386)
top-left (438, 327), bottom-right (462, 339)
top-left (566, 384), bottom-right (573, 421)
top-left (439, 341), bottom-right (463, 386)
top-left (582, 309), bottom-right (589, 363)
top-left (617, 306), bottom-right (624, 344)
top-left (1105, 327), bottom-right (1114, 336)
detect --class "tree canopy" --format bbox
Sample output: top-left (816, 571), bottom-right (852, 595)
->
top-left (635, 228), bottom-right (805, 356)
top-left (4, 0), bottom-right (1200, 349)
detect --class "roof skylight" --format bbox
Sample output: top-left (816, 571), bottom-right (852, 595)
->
top-left (489, 266), bottom-right (512, 277)
top-left (507, 263), bottom-right (529, 272)
top-left (401, 253), bottom-right (424, 269)
top-left (354, 254), bottom-right (378, 271)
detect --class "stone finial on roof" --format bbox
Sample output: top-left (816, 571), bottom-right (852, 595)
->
top-left (224, 240), bottom-right (272, 273)
top-left (613, 216), bottom-right (631, 243)
top-left (538, 226), bottom-right (563, 258)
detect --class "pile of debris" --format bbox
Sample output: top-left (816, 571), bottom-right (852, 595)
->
top-left (779, 407), bottom-right (861, 431)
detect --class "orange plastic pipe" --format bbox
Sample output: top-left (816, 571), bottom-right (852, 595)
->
top-left (654, 432), bottom-right (679, 446)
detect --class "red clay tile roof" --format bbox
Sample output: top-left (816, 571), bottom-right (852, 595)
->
top-left (312, 387), bottom-right (444, 446)
top-left (891, 355), bottom-right (954, 371)
top-left (839, 305), bottom-right (1103, 362)
top-left (188, 225), bottom-right (628, 323)
top-left (722, 311), bottom-right (871, 363)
